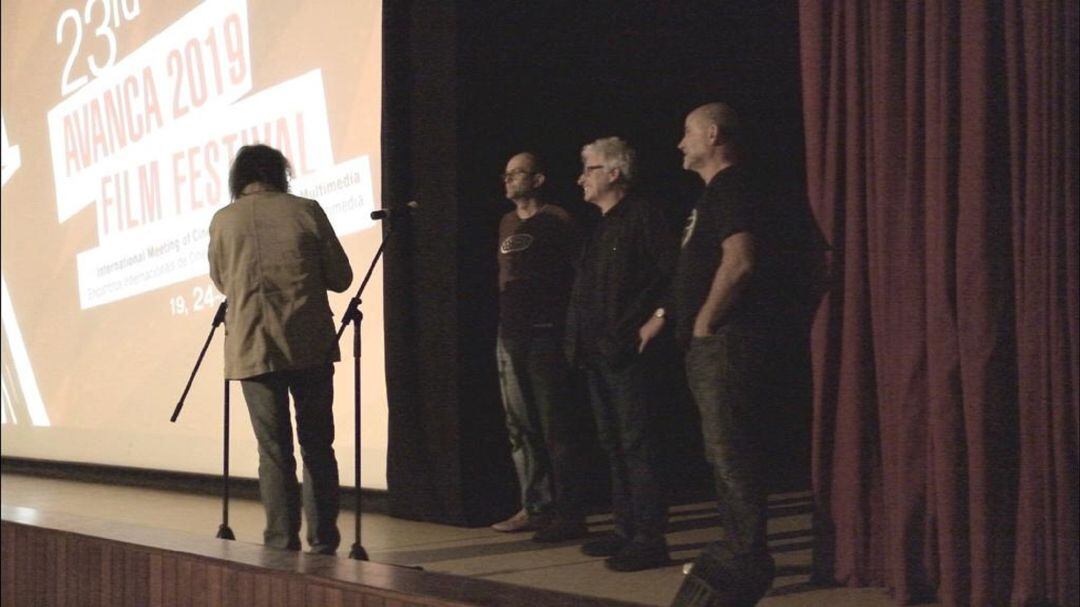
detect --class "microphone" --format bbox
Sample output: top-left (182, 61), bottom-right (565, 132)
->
top-left (371, 200), bottom-right (419, 220)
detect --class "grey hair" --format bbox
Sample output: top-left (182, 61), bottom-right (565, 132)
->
top-left (582, 136), bottom-right (636, 184)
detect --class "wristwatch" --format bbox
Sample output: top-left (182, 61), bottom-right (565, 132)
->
top-left (653, 308), bottom-right (666, 319)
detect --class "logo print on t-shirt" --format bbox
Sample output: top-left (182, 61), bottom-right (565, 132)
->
top-left (500, 233), bottom-right (534, 254)
top-left (681, 209), bottom-right (698, 248)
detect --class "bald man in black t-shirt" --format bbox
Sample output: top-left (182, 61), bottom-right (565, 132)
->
top-left (667, 104), bottom-right (776, 607)
top-left (491, 152), bottom-right (590, 543)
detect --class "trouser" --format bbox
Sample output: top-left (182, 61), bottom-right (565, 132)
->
top-left (240, 364), bottom-right (341, 554)
top-left (685, 327), bottom-right (773, 590)
top-left (584, 353), bottom-right (666, 545)
top-left (496, 333), bottom-right (588, 518)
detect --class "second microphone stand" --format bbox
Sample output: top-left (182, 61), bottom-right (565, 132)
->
top-left (335, 217), bottom-right (394, 561)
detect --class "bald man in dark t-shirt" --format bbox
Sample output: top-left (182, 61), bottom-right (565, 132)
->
top-left (491, 152), bottom-right (589, 543)
top-left (669, 104), bottom-right (776, 607)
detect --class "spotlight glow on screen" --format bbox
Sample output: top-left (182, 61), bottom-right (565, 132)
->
top-left (1, 0), bottom-right (388, 489)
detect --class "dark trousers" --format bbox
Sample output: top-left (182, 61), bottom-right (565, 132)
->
top-left (240, 364), bottom-right (340, 554)
top-left (685, 328), bottom-right (774, 592)
top-left (496, 333), bottom-right (588, 518)
top-left (585, 354), bottom-right (666, 545)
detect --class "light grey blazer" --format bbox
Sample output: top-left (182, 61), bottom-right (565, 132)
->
top-left (208, 191), bottom-right (353, 379)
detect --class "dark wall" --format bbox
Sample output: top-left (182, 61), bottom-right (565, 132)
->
top-left (385, 0), bottom-right (816, 526)
top-left (456, 1), bottom-right (806, 215)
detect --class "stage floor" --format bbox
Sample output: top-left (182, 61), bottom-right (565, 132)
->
top-left (0, 473), bottom-right (925, 606)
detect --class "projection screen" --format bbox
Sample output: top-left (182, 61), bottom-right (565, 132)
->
top-left (0, 0), bottom-right (388, 489)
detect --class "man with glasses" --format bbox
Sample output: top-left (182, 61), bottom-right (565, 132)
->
top-left (490, 152), bottom-right (589, 543)
top-left (565, 137), bottom-right (677, 571)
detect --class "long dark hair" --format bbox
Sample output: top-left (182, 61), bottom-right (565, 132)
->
top-left (228, 144), bottom-right (292, 199)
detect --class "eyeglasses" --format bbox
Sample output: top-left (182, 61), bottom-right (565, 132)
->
top-left (580, 165), bottom-right (606, 177)
top-left (501, 169), bottom-right (534, 181)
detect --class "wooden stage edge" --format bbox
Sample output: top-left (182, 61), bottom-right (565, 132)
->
top-left (1, 505), bottom-right (644, 607)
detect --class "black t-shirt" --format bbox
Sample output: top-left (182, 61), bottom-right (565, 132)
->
top-left (673, 164), bottom-right (763, 345)
top-left (497, 204), bottom-right (579, 339)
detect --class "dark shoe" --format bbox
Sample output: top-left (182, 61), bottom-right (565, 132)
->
top-left (532, 517), bottom-right (588, 543)
top-left (605, 540), bottom-right (670, 572)
top-left (581, 532), bottom-right (629, 557)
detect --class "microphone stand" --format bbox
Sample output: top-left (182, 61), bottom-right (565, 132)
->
top-left (335, 216), bottom-right (395, 561)
top-left (170, 300), bottom-right (236, 541)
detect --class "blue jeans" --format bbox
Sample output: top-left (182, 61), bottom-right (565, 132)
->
top-left (685, 327), bottom-right (773, 582)
top-left (585, 354), bottom-right (666, 544)
top-left (240, 364), bottom-right (340, 554)
top-left (496, 333), bottom-right (588, 518)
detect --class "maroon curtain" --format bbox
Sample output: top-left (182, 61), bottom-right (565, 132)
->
top-left (799, 2), bottom-right (1078, 606)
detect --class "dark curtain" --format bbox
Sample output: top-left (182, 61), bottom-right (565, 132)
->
top-left (382, 0), bottom-right (518, 526)
top-left (799, 1), bottom-right (1078, 606)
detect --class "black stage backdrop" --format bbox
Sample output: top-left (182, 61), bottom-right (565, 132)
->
top-left (381, 0), bottom-right (821, 526)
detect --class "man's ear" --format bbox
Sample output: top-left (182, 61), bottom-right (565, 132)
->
top-left (533, 172), bottom-right (546, 189)
top-left (708, 123), bottom-right (721, 146)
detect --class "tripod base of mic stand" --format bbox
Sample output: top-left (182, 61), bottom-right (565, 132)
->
top-left (348, 543), bottom-right (369, 561)
top-left (216, 525), bottom-right (236, 540)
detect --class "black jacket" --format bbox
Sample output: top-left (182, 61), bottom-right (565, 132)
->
top-left (564, 192), bottom-right (678, 369)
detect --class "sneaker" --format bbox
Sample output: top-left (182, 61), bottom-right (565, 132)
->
top-left (532, 517), bottom-right (588, 543)
top-left (581, 532), bottom-right (629, 557)
top-left (491, 509), bottom-right (549, 533)
top-left (605, 540), bottom-right (671, 572)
